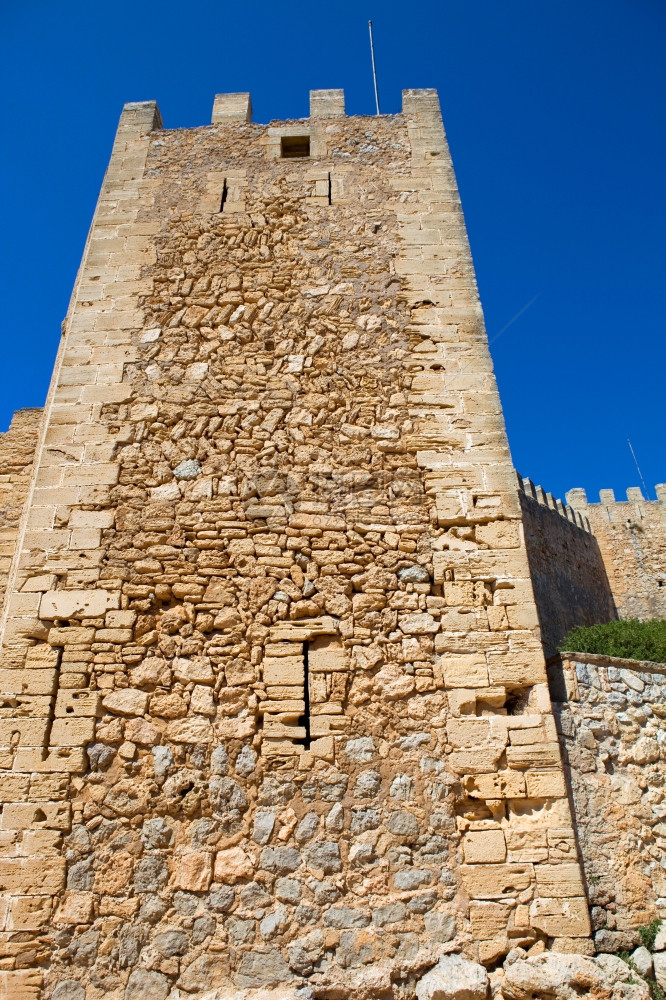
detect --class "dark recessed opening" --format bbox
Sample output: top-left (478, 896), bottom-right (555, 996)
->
top-left (281, 135), bottom-right (310, 159)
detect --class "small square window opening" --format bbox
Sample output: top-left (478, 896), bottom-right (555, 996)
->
top-left (281, 135), bottom-right (310, 159)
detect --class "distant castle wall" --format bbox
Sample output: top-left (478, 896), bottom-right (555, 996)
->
top-left (549, 652), bottom-right (666, 951)
top-left (567, 485), bottom-right (666, 622)
top-left (519, 477), bottom-right (616, 657)
top-left (0, 409), bottom-right (43, 610)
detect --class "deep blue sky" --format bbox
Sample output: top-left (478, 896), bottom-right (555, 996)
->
top-left (1, 0), bottom-right (664, 502)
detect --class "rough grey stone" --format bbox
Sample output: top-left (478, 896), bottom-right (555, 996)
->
top-left (424, 911), bottom-right (456, 942)
top-left (260, 846), bottom-right (302, 873)
top-left (240, 882), bottom-right (272, 909)
top-left (234, 947), bottom-right (292, 987)
top-left (209, 775), bottom-right (248, 813)
top-left (325, 802), bottom-right (344, 831)
top-left (295, 812), bottom-right (320, 843)
top-left (134, 855), bottom-right (167, 893)
top-left (87, 742), bottom-right (115, 771)
top-left (324, 906), bottom-right (371, 929)
top-left (68, 929), bottom-right (99, 967)
top-left (389, 774), bottom-right (415, 800)
top-left (139, 895), bottom-right (168, 924)
top-left (228, 916), bottom-right (256, 945)
top-left (192, 913), bottom-right (217, 945)
top-left (394, 868), bottom-right (434, 890)
top-left (373, 901), bottom-right (407, 926)
top-left (52, 982), bottom-right (85, 1000)
top-left (141, 817), bottom-right (172, 849)
top-left (125, 969), bottom-right (170, 1000)
top-left (253, 810), bottom-right (275, 845)
top-left (260, 904), bottom-right (289, 939)
top-left (173, 459), bottom-right (201, 480)
top-left (344, 737), bottom-right (375, 763)
top-left (313, 880), bottom-right (340, 905)
top-left (305, 840), bottom-right (342, 873)
top-left (152, 745), bottom-right (172, 782)
top-left (173, 890), bottom-right (202, 915)
top-left (354, 770), bottom-right (382, 797)
top-left (408, 890), bottom-right (438, 914)
top-left (416, 953), bottom-right (488, 1000)
top-left (210, 745), bottom-right (228, 774)
top-left (153, 928), bottom-right (188, 957)
top-left (398, 565), bottom-right (430, 583)
top-left (631, 946), bottom-right (653, 978)
top-left (387, 809), bottom-right (420, 837)
top-left (208, 885), bottom-right (235, 913)
top-left (118, 926), bottom-right (146, 967)
top-left (66, 858), bottom-right (93, 890)
top-left (350, 808), bottom-right (381, 834)
top-left (276, 877), bottom-right (302, 904)
top-left (235, 745), bottom-right (257, 777)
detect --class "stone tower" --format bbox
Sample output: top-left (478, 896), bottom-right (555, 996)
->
top-left (0, 90), bottom-right (590, 1000)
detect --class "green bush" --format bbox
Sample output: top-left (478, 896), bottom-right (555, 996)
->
top-left (639, 919), bottom-right (663, 952)
top-left (559, 619), bottom-right (666, 663)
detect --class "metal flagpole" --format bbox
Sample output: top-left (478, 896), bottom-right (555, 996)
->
top-left (627, 438), bottom-right (650, 499)
top-left (368, 20), bottom-right (381, 115)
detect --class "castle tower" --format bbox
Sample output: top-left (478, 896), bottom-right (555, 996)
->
top-left (0, 90), bottom-right (590, 999)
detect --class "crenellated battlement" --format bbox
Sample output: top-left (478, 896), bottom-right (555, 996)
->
top-left (566, 483), bottom-right (666, 509)
top-left (517, 473), bottom-right (591, 532)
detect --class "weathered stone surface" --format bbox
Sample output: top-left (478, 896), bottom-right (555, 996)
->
top-left (416, 953), bottom-right (488, 1000)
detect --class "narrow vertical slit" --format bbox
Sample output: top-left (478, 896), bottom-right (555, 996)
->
top-left (220, 179), bottom-right (228, 212)
top-left (327, 172), bottom-right (332, 206)
top-left (298, 642), bottom-right (312, 749)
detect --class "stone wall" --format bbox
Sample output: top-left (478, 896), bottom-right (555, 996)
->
top-left (519, 477), bottom-right (616, 657)
top-left (550, 653), bottom-right (666, 952)
top-left (567, 486), bottom-right (666, 622)
top-left (0, 90), bottom-right (588, 1000)
top-left (0, 409), bottom-right (42, 611)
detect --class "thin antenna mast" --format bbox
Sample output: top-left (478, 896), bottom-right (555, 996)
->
top-left (627, 438), bottom-right (649, 499)
top-left (368, 20), bottom-right (381, 115)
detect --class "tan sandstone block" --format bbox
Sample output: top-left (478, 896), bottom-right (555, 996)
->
top-left (1, 801), bottom-right (71, 831)
top-left (442, 654), bottom-right (488, 688)
top-left (55, 691), bottom-right (102, 717)
top-left (214, 847), bottom-right (254, 884)
top-left (40, 588), bottom-right (119, 619)
top-left (13, 748), bottom-right (86, 773)
top-left (469, 901), bottom-right (511, 939)
top-left (461, 863), bottom-right (534, 899)
top-left (505, 743), bottom-right (561, 770)
top-left (0, 670), bottom-right (57, 696)
top-left (525, 771), bottom-right (566, 798)
top-left (0, 969), bottom-right (43, 999)
top-left (6, 894), bottom-right (52, 931)
top-left (530, 896), bottom-right (590, 937)
top-left (462, 771), bottom-right (526, 799)
top-left (505, 829), bottom-right (548, 863)
top-left (463, 830), bottom-right (507, 864)
top-left (50, 718), bottom-right (95, 746)
top-left (262, 656), bottom-right (304, 685)
top-left (0, 719), bottom-right (49, 747)
top-left (171, 851), bottom-right (213, 892)
top-left (0, 856), bottom-right (66, 893)
top-left (53, 891), bottom-right (95, 925)
top-left (535, 864), bottom-right (585, 898)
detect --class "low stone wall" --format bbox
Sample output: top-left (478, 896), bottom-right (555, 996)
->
top-left (549, 652), bottom-right (666, 952)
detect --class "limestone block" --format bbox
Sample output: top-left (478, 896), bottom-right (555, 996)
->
top-left (263, 656), bottom-right (304, 685)
top-left (171, 851), bottom-right (213, 891)
top-left (0, 669), bottom-right (57, 695)
top-left (0, 856), bottom-right (66, 893)
top-left (53, 891), bottom-right (95, 925)
top-left (0, 718), bottom-right (49, 747)
top-left (214, 846), bottom-right (254, 883)
top-left (48, 626), bottom-right (96, 646)
top-left (461, 863), bottom-right (533, 898)
top-left (469, 900), bottom-right (511, 939)
top-left (55, 691), bottom-right (102, 717)
top-left (101, 689), bottom-right (148, 716)
top-left (447, 718), bottom-right (492, 748)
top-left (1, 801), bottom-right (71, 831)
top-left (525, 770), bottom-right (566, 798)
top-left (0, 970), bottom-right (42, 1000)
top-left (506, 743), bottom-right (561, 769)
top-left (415, 952), bottom-right (488, 1000)
top-left (505, 829), bottom-right (548, 862)
top-left (529, 896), bottom-right (591, 937)
top-left (6, 893), bottom-right (52, 931)
top-left (462, 770), bottom-right (526, 799)
top-left (448, 744), bottom-right (504, 775)
top-left (475, 520), bottom-right (520, 549)
top-left (534, 864), bottom-right (585, 898)
top-left (50, 718), bottom-right (96, 746)
top-left (463, 830), bottom-right (506, 864)
top-left (442, 654), bottom-right (488, 688)
top-left (13, 747), bottom-right (87, 773)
